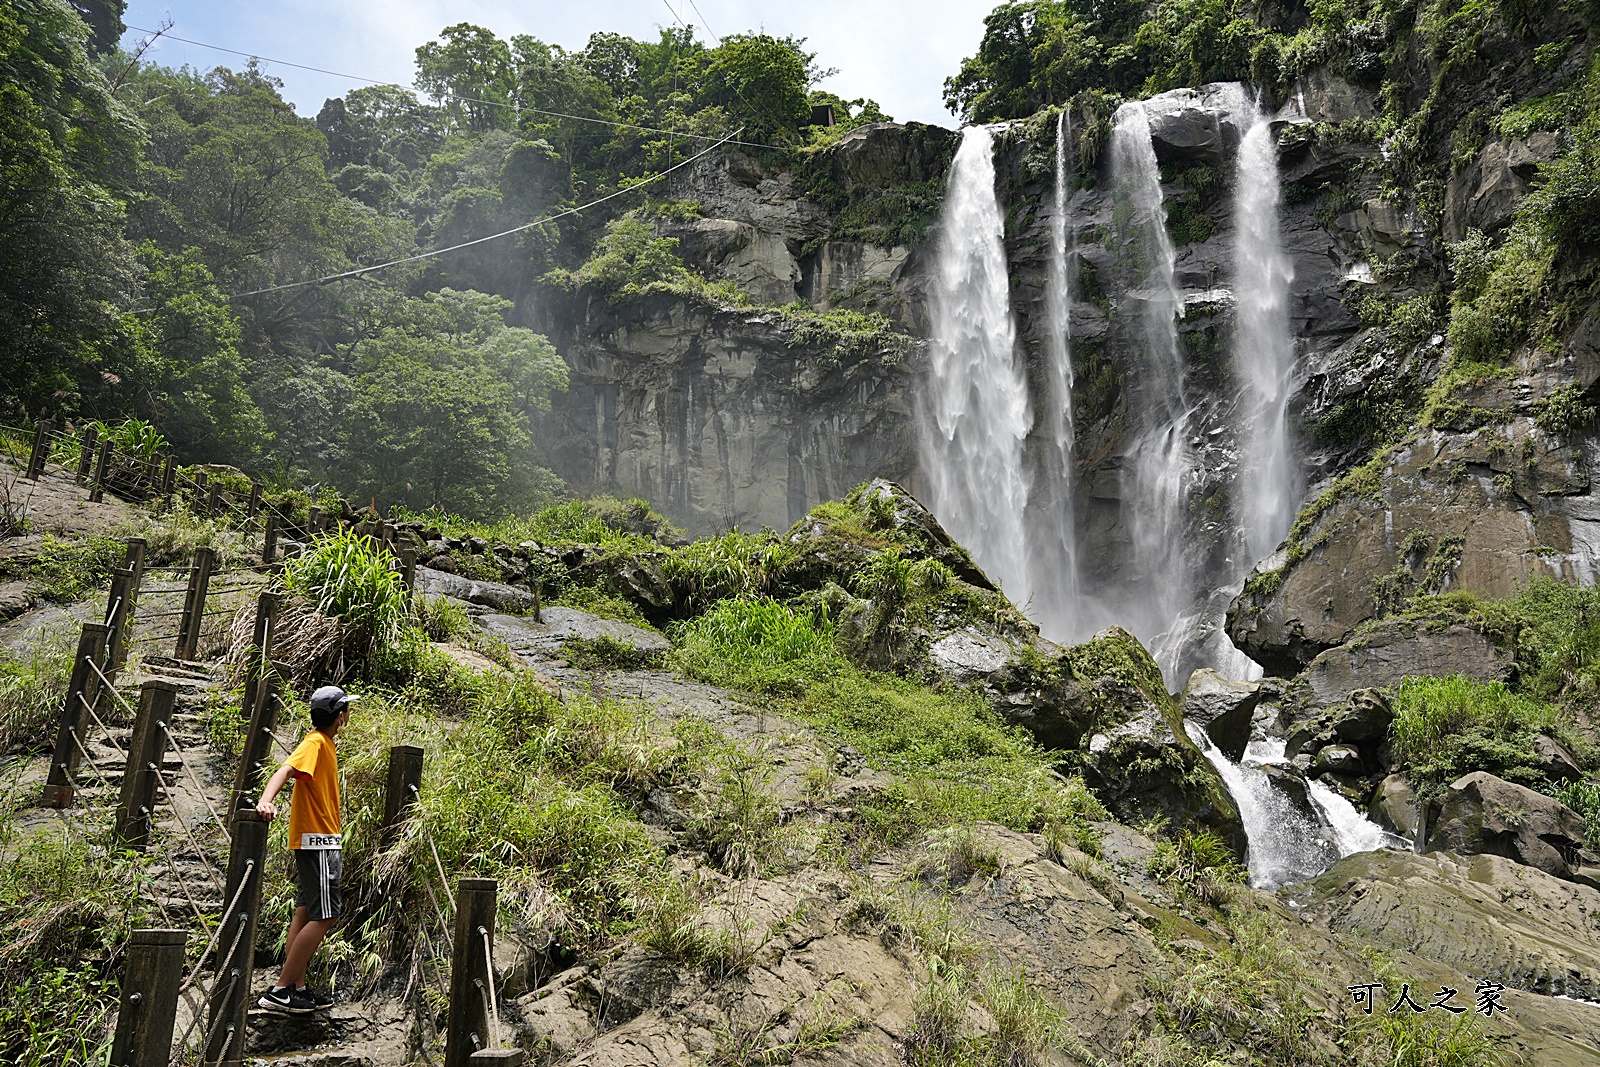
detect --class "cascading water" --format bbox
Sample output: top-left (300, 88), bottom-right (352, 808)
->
top-left (1109, 102), bottom-right (1196, 680)
top-left (1231, 100), bottom-right (1299, 564)
top-left (920, 125), bottom-right (1034, 603)
top-left (1029, 109), bottom-right (1081, 630)
top-left (1188, 731), bottom-right (1404, 887)
top-left (1189, 728), bottom-right (1336, 887)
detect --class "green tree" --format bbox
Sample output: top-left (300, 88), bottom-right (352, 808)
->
top-left (338, 290), bottom-right (567, 515)
top-left (0, 0), bottom-right (139, 419)
top-left (414, 23), bottom-right (516, 133)
top-left (698, 34), bottom-right (816, 141)
top-left (68, 0), bottom-right (124, 54)
top-left (115, 244), bottom-right (264, 461)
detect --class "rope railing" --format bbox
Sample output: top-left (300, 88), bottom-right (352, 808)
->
top-left (176, 860), bottom-right (254, 996)
top-left (478, 925), bottom-right (502, 1048)
top-left (158, 722), bottom-right (231, 839)
top-left (175, 897), bottom-right (252, 1056)
top-left (148, 765), bottom-right (226, 896)
top-left (76, 690), bottom-right (127, 762)
top-left (83, 659), bottom-right (138, 722)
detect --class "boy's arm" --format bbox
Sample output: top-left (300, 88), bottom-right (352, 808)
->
top-left (255, 762), bottom-right (298, 821)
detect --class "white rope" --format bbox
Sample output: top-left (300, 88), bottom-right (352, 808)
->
top-left (158, 722), bottom-right (231, 838)
top-left (478, 925), bottom-right (502, 1048)
top-left (76, 689), bottom-right (127, 761)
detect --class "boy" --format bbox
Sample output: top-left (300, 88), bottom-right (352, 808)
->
top-left (255, 684), bottom-right (358, 1014)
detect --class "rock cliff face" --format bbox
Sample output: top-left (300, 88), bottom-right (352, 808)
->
top-left (537, 125), bottom-right (955, 534)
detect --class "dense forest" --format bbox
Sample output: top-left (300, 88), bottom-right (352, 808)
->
top-left (0, 0), bottom-right (890, 515)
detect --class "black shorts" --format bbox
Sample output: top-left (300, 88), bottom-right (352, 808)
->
top-left (294, 848), bottom-right (343, 921)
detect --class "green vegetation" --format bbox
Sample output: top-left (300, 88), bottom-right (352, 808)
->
top-left (671, 594), bottom-right (1103, 840)
top-left (1390, 675), bottom-right (1590, 795)
top-left (279, 529), bottom-right (412, 676)
top-left (1149, 828), bottom-right (1246, 907)
top-left (0, 534), bottom-right (124, 603)
top-left (0, 626), bottom-right (74, 755)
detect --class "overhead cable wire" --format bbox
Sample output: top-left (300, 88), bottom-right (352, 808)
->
top-left (216, 127), bottom-right (744, 300)
top-left (122, 24), bottom-right (769, 149)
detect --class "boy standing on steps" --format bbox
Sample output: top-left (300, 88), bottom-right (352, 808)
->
top-left (254, 685), bottom-right (359, 1015)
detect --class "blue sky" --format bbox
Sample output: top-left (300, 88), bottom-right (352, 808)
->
top-left (119, 1), bottom-right (995, 127)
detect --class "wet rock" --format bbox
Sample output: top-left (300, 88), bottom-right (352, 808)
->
top-left (1423, 772), bottom-right (1592, 884)
top-left (478, 608), bottom-right (670, 661)
top-left (1330, 688), bottom-right (1393, 741)
top-left (1311, 744), bottom-right (1365, 776)
top-left (1178, 668), bottom-right (1260, 760)
top-left (1141, 83), bottom-right (1250, 165)
top-left (1288, 619), bottom-right (1512, 714)
top-left (1288, 848), bottom-right (1600, 1004)
top-left (1077, 631), bottom-right (1246, 857)
top-left (1228, 423), bottom-right (1594, 672)
top-left (1371, 773), bottom-right (1421, 839)
top-left (414, 566), bottom-right (537, 614)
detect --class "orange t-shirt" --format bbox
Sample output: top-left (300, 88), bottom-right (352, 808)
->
top-left (286, 730), bottom-right (341, 849)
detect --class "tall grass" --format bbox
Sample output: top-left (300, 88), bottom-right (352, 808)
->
top-left (0, 534), bottom-right (124, 602)
top-left (1389, 675), bottom-right (1590, 791)
top-left (279, 529), bottom-right (412, 678)
top-left (672, 595), bottom-right (1103, 841)
top-left (0, 628), bottom-right (76, 755)
top-left (670, 595), bottom-right (843, 693)
top-left (0, 817), bottom-right (156, 1066)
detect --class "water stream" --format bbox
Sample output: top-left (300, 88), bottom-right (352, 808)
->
top-left (1232, 100), bottom-right (1300, 564)
top-left (919, 125), bottom-right (1034, 605)
top-left (1030, 108), bottom-right (1081, 631)
top-left (1108, 100), bottom-right (1196, 678)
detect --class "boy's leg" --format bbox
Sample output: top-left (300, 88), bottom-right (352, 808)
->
top-left (273, 906), bottom-right (309, 988)
top-left (279, 916), bottom-right (337, 987)
top-left (282, 848), bottom-right (343, 992)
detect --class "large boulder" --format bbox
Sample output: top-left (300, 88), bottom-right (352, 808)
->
top-left (478, 608), bottom-right (670, 661)
top-left (1371, 773), bottom-right (1421, 839)
top-left (1178, 669), bottom-right (1259, 760)
top-left (416, 567), bottom-right (538, 614)
top-left (1228, 420), bottom-right (1596, 675)
top-left (1070, 630), bottom-right (1247, 857)
top-left (1423, 772), bottom-right (1594, 885)
top-left (1287, 618), bottom-right (1512, 715)
top-left (1141, 83), bottom-right (1250, 165)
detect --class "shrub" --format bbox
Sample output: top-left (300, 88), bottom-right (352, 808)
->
top-left (1389, 675), bottom-right (1587, 794)
top-left (1149, 829), bottom-right (1245, 907)
top-left (0, 534), bottom-right (124, 603)
top-left (671, 595), bottom-right (844, 694)
top-left (1556, 778), bottom-right (1600, 849)
top-left (0, 627), bottom-right (75, 755)
top-left (280, 529), bottom-right (411, 675)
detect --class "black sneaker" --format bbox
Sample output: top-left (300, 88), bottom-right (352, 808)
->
top-left (258, 986), bottom-right (317, 1015)
top-left (299, 986), bottom-right (335, 1011)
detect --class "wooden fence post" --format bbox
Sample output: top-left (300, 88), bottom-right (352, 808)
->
top-left (205, 479), bottom-right (222, 517)
top-left (175, 546), bottom-right (214, 661)
top-left (247, 481), bottom-right (262, 517)
top-left (237, 592), bottom-right (280, 723)
top-left (203, 810), bottom-right (267, 1067)
top-left (445, 879), bottom-right (498, 1067)
top-left (103, 566), bottom-right (135, 676)
top-left (160, 454), bottom-right (176, 495)
top-left (75, 425), bottom-right (98, 483)
top-left (107, 929), bottom-right (187, 1067)
top-left (122, 534), bottom-right (148, 610)
top-left (23, 419), bottom-right (51, 479)
top-left (41, 622), bottom-right (110, 808)
top-left (400, 549), bottom-right (418, 599)
top-left (229, 659), bottom-right (287, 818)
top-left (88, 439), bottom-right (112, 503)
top-left (262, 512), bottom-right (280, 564)
top-left (113, 680), bottom-right (178, 851)
top-left (382, 745), bottom-right (425, 849)
top-left (471, 1051), bottom-right (525, 1067)
top-left (307, 505), bottom-right (322, 538)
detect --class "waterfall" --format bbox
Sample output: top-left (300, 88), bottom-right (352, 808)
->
top-left (1109, 102), bottom-right (1195, 681)
top-left (1232, 102), bottom-right (1299, 563)
top-left (920, 125), bottom-right (1034, 603)
top-left (1031, 109), bottom-right (1080, 631)
top-left (1306, 777), bottom-right (1404, 855)
top-left (1189, 729), bottom-right (1335, 887)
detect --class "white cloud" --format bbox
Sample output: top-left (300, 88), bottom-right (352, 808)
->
top-left (122, 0), bottom-right (989, 126)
